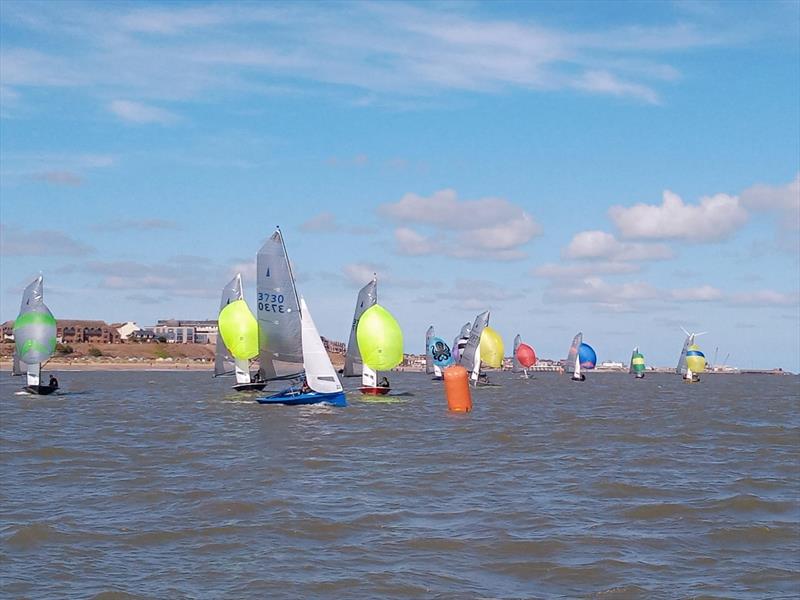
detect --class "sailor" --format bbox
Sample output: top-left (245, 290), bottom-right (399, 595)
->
top-left (300, 377), bottom-right (311, 393)
top-left (49, 374), bottom-right (59, 389)
top-left (379, 376), bottom-right (390, 388)
top-left (478, 372), bottom-right (490, 384)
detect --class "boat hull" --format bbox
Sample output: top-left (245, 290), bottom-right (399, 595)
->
top-left (232, 382), bottom-right (267, 392)
top-left (256, 390), bottom-right (347, 407)
top-left (359, 386), bottom-right (390, 396)
top-left (24, 384), bottom-right (58, 395)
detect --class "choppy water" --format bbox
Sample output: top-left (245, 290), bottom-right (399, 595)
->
top-left (1, 371), bottom-right (799, 599)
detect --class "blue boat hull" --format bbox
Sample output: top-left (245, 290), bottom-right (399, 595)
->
top-left (256, 389), bottom-right (347, 407)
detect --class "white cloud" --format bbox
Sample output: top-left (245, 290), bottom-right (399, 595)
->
top-left (2, 2), bottom-right (744, 109)
top-left (381, 189), bottom-right (541, 261)
top-left (741, 173), bottom-right (800, 230)
top-left (609, 190), bottom-right (748, 241)
top-left (563, 230), bottom-right (673, 261)
top-left (0, 224), bottom-right (93, 256)
top-left (109, 99), bottom-right (178, 124)
top-left (543, 276), bottom-right (660, 312)
top-left (533, 261), bottom-right (640, 279)
top-left (729, 290), bottom-right (799, 306)
top-left (669, 285), bottom-right (723, 301)
top-left (299, 211), bottom-right (375, 235)
top-left (342, 262), bottom-right (379, 287)
top-left (31, 170), bottom-right (83, 186)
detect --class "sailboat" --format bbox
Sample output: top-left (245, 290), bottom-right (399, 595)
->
top-left (255, 228), bottom-right (346, 406)
top-left (512, 334), bottom-right (537, 379)
top-left (459, 311), bottom-right (504, 386)
top-left (565, 332), bottom-right (596, 381)
top-left (343, 277), bottom-right (377, 377)
top-left (356, 301), bottom-right (403, 395)
top-left (214, 273), bottom-right (266, 392)
top-left (452, 321), bottom-right (472, 363)
top-left (13, 276), bottom-right (58, 395)
top-left (677, 329), bottom-right (706, 384)
top-left (427, 326), bottom-right (454, 380)
top-left (630, 347), bottom-right (646, 379)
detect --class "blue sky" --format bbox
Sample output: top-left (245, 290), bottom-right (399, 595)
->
top-left (1, 0), bottom-right (798, 370)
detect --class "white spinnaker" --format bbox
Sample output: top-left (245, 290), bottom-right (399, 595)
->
top-left (300, 297), bottom-right (343, 394)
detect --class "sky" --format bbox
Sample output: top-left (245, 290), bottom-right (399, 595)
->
top-left (1, 0), bottom-right (798, 371)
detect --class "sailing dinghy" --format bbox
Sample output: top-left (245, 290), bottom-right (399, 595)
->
top-left (427, 326), bottom-right (454, 380)
top-left (459, 311), bottom-right (504, 386)
top-left (13, 276), bottom-right (58, 395)
top-left (356, 297), bottom-right (403, 395)
top-left (630, 347), bottom-right (646, 379)
top-left (677, 329), bottom-right (706, 384)
top-left (512, 334), bottom-right (537, 379)
top-left (214, 273), bottom-right (266, 392)
top-left (255, 229), bottom-right (346, 406)
top-left (452, 321), bottom-right (472, 363)
top-left (565, 332), bottom-right (596, 381)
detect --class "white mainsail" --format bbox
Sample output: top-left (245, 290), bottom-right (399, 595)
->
top-left (300, 297), bottom-right (344, 394)
top-left (460, 311), bottom-right (489, 385)
top-left (344, 278), bottom-right (377, 377)
top-left (677, 333), bottom-right (693, 376)
top-left (257, 229), bottom-right (304, 381)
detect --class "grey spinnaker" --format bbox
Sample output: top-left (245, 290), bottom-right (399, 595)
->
top-left (343, 277), bottom-right (377, 377)
top-left (214, 273), bottom-right (244, 378)
top-left (425, 326), bottom-right (435, 374)
top-left (566, 332), bottom-right (583, 374)
top-left (257, 229), bottom-right (304, 381)
top-left (512, 334), bottom-right (523, 373)
top-left (459, 311), bottom-right (489, 377)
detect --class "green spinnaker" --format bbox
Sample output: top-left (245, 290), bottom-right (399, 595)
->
top-left (356, 304), bottom-right (403, 371)
top-left (218, 299), bottom-right (259, 360)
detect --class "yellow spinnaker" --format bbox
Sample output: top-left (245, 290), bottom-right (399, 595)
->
top-left (219, 299), bottom-right (259, 360)
top-left (480, 326), bottom-right (504, 368)
top-left (356, 304), bottom-right (404, 371)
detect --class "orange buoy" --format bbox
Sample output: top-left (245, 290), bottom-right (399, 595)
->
top-left (444, 365), bottom-right (472, 412)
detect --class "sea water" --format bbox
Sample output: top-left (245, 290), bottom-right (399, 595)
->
top-left (1, 371), bottom-right (798, 599)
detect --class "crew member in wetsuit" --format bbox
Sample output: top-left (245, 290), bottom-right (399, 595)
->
top-left (379, 376), bottom-right (390, 388)
top-left (49, 374), bottom-right (59, 389)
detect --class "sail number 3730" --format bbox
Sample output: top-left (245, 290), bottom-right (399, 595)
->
top-left (258, 293), bottom-right (286, 313)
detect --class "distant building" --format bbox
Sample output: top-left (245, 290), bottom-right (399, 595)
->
top-left (114, 321), bottom-right (141, 340)
top-left (321, 337), bottom-right (346, 354)
top-left (146, 319), bottom-right (219, 344)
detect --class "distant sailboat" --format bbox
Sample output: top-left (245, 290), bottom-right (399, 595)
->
top-left (630, 347), bottom-right (646, 379)
top-left (459, 311), bottom-right (503, 386)
top-left (343, 277), bottom-right (377, 377)
top-left (452, 321), bottom-right (472, 363)
top-left (512, 334), bottom-right (537, 379)
top-left (677, 329), bottom-right (706, 384)
top-left (566, 332), bottom-right (596, 381)
top-left (356, 301), bottom-right (403, 395)
top-left (13, 276), bottom-right (58, 395)
top-left (214, 273), bottom-right (266, 392)
top-left (255, 228), bottom-right (346, 406)
top-left (427, 326), bottom-right (454, 380)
